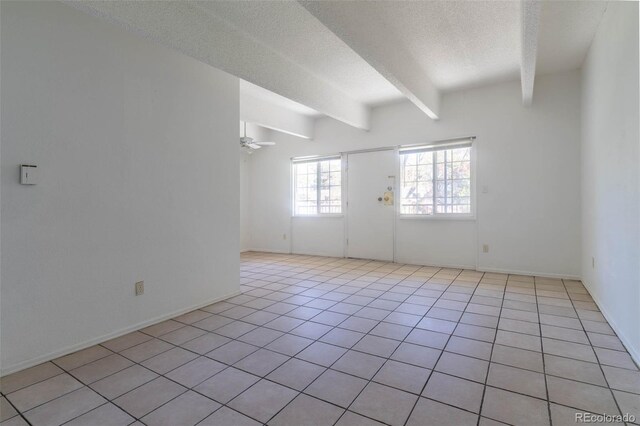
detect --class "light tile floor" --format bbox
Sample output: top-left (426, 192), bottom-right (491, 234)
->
top-left (2, 252), bottom-right (639, 426)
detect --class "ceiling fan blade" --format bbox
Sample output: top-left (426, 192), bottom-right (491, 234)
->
top-left (255, 141), bottom-right (276, 146)
top-left (247, 143), bottom-right (262, 149)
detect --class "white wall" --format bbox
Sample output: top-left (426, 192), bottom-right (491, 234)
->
top-left (239, 123), bottom-right (272, 252)
top-left (580, 2), bottom-right (639, 362)
top-left (248, 71), bottom-right (582, 276)
top-left (1, 1), bottom-right (240, 374)
top-left (240, 151), bottom-right (252, 252)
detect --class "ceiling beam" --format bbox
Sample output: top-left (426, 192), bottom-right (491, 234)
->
top-left (300, 1), bottom-right (440, 120)
top-left (521, 0), bottom-right (541, 106)
top-left (241, 94), bottom-right (314, 140)
top-left (64, 1), bottom-right (370, 130)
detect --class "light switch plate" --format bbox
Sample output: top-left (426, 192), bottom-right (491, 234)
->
top-left (21, 165), bottom-right (38, 185)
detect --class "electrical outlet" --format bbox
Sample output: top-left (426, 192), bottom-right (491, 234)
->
top-left (135, 281), bottom-right (144, 296)
top-left (482, 244), bottom-right (489, 253)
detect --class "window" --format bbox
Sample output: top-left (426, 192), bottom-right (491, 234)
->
top-left (293, 157), bottom-right (342, 215)
top-left (400, 142), bottom-right (473, 216)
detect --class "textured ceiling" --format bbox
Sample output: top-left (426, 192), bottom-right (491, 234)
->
top-left (203, 0), bottom-right (607, 114)
top-left (304, 1), bottom-right (523, 93)
top-left (197, 1), bottom-right (402, 106)
top-left (537, 1), bottom-right (608, 75)
top-left (74, 0), bottom-right (609, 123)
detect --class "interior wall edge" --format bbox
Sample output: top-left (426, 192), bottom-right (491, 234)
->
top-left (582, 278), bottom-right (640, 366)
top-left (0, 289), bottom-right (241, 377)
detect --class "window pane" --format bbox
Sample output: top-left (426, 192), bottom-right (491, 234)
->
top-left (294, 158), bottom-right (342, 215)
top-left (433, 146), bottom-right (471, 215)
top-left (450, 161), bottom-right (470, 179)
top-left (401, 145), bottom-right (471, 216)
top-left (417, 152), bottom-right (431, 165)
top-left (400, 152), bottom-right (434, 215)
top-left (294, 162), bottom-right (318, 215)
top-left (417, 204), bottom-right (433, 215)
top-left (451, 147), bottom-right (470, 162)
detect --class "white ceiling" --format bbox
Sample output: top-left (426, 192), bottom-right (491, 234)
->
top-left (537, 1), bottom-right (608, 75)
top-left (73, 0), bottom-right (609, 130)
top-left (231, 0), bottom-right (607, 116)
top-left (198, 1), bottom-right (402, 107)
top-left (348, 1), bottom-right (523, 92)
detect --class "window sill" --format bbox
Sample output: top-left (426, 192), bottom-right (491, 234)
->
top-left (398, 214), bottom-right (476, 221)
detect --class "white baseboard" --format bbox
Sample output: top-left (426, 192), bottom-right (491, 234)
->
top-left (248, 251), bottom-right (580, 280)
top-left (477, 266), bottom-right (581, 280)
top-left (581, 280), bottom-right (640, 367)
top-left (394, 258), bottom-right (477, 270)
top-left (246, 247), bottom-right (291, 255)
top-left (1, 290), bottom-right (241, 377)
top-left (293, 250), bottom-right (344, 258)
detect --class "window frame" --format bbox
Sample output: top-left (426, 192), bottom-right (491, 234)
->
top-left (398, 141), bottom-right (476, 220)
top-left (291, 155), bottom-right (344, 217)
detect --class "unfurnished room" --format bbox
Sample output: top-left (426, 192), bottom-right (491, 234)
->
top-left (0, 1), bottom-right (639, 425)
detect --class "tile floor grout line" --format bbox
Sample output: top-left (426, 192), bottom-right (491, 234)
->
top-left (560, 278), bottom-right (627, 420)
top-left (258, 261), bottom-right (449, 425)
top-left (122, 260), bottom-right (437, 425)
top-left (6, 253), bottom-right (638, 426)
top-left (400, 267), bottom-right (476, 426)
top-left (235, 278), bottom-right (637, 371)
top-left (49, 359), bottom-right (155, 425)
top-left (165, 291), bottom-right (633, 424)
top-left (534, 275), bottom-right (554, 426)
top-left (213, 294), bottom-right (633, 369)
top-left (219, 255), bottom-right (428, 426)
top-left (2, 392), bottom-right (35, 426)
top-left (57, 401), bottom-right (113, 426)
top-left (238, 270), bottom-right (624, 339)
top-left (244, 256), bottom-right (636, 420)
top-left (474, 272), bottom-right (505, 426)
top-left (242, 260), bottom-right (636, 422)
top-left (332, 265), bottom-right (456, 426)
top-left (4, 374), bottom-right (94, 420)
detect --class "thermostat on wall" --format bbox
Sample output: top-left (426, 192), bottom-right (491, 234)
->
top-left (20, 164), bottom-right (39, 185)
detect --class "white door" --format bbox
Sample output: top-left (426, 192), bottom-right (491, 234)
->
top-left (346, 150), bottom-right (396, 261)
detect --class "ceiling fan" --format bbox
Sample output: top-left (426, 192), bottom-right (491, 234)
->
top-left (240, 122), bottom-right (276, 152)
